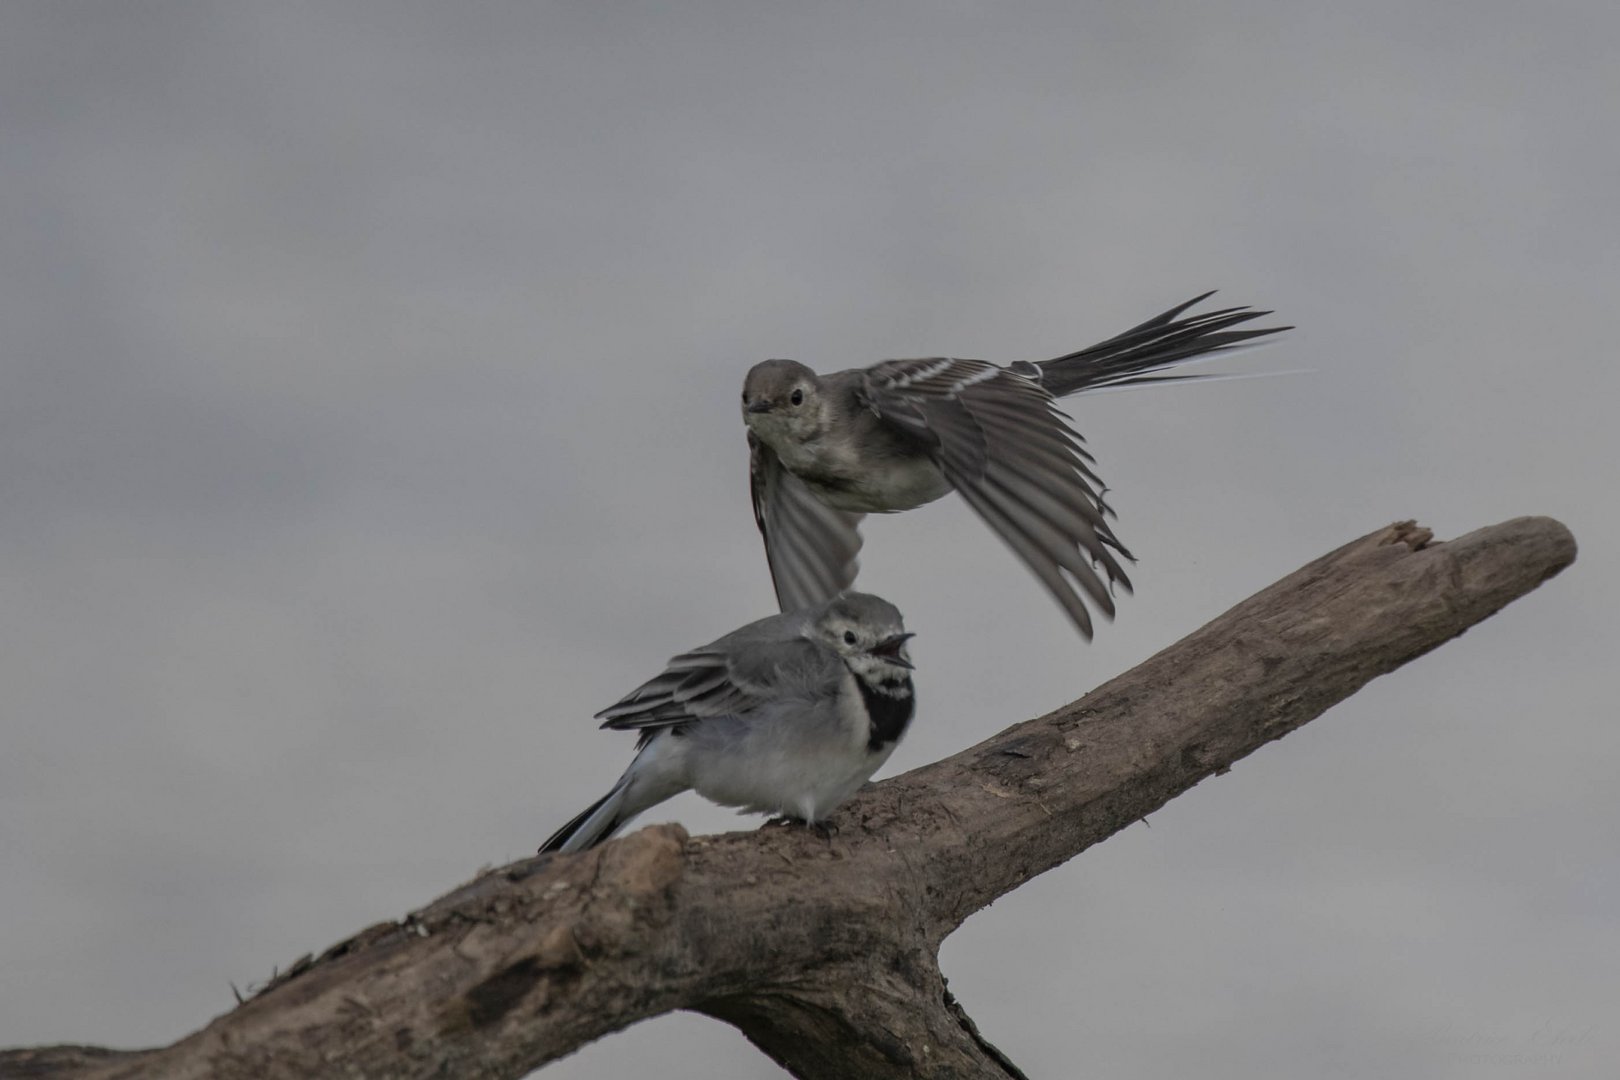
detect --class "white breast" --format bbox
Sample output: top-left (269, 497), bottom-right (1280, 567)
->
top-left (682, 674), bottom-right (895, 824)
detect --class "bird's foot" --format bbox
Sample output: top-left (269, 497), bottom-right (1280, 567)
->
top-left (761, 816), bottom-right (838, 842)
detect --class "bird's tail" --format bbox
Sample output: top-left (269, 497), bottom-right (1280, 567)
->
top-left (1035, 292), bottom-right (1289, 399)
top-left (538, 781), bottom-right (634, 854)
top-left (537, 737), bottom-right (684, 855)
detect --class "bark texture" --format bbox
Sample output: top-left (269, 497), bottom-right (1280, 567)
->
top-left (2, 517), bottom-right (1575, 1080)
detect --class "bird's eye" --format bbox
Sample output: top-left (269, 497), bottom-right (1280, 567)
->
top-left (790, 389), bottom-right (804, 406)
top-left (843, 630), bottom-right (857, 645)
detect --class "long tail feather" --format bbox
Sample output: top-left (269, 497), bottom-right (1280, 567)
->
top-left (538, 782), bottom-right (631, 854)
top-left (1037, 293), bottom-right (1290, 398)
top-left (538, 736), bottom-right (688, 855)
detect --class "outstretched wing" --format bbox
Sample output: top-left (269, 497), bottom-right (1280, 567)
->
top-left (749, 431), bottom-right (864, 614)
top-left (861, 357), bottom-right (1131, 639)
top-left (595, 615), bottom-right (829, 733)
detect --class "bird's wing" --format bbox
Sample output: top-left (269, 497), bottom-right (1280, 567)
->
top-left (861, 357), bottom-right (1131, 639)
top-left (595, 616), bottom-right (833, 732)
top-left (749, 431), bottom-right (865, 614)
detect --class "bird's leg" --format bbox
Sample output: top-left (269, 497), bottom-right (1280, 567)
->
top-left (760, 816), bottom-right (838, 842)
top-left (808, 819), bottom-right (839, 842)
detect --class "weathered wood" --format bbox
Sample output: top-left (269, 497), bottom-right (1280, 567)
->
top-left (2, 517), bottom-right (1575, 1080)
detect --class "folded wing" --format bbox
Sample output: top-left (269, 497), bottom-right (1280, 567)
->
top-left (595, 618), bottom-right (832, 733)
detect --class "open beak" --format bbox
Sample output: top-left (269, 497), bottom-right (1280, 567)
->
top-left (745, 399), bottom-right (774, 414)
top-left (869, 632), bottom-right (916, 668)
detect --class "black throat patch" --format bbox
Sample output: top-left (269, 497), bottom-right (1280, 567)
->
top-left (857, 676), bottom-right (915, 752)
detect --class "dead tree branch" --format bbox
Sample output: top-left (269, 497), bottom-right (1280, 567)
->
top-left (2, 516), bottom-right (1575, 1080)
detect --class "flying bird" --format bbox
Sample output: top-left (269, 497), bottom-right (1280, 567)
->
top-left (741, 293), bottom-right (1288, 638)
top-left (540, 592), bottom-right (915, 854)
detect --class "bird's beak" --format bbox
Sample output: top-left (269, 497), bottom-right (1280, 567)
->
top-left (745, 399), bottom-right (774, 414)
top-left (869, 632), bottom-right (916, 668)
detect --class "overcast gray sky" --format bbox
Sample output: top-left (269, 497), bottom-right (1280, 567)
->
top-left (2, 3), bottom-right (1614, 1078)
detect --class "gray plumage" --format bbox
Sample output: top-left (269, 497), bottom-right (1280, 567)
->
top-left (539, 592), bottom-right (915, 855)
top-left (742, 292), bottom-right (1288, 637)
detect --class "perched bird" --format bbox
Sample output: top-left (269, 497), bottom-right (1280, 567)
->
top-left (539, 592), bottom-right (916, 855)
top-left (741, 292), bottom-right (1288, 637)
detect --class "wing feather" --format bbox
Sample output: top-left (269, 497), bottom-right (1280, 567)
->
top-left (862, 356), bottom-right (1131, 638)
top-left (594, 613), bottom-right (833, 733)
top-left (749, 432), bottom-right (864, 614)
top-left (596, 647), bottom-right (781, 731)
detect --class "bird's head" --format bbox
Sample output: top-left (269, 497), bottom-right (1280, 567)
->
top-left (741, 359), bottom-right (824, 445)
top-left (811, 591), bottom-right (915, 685)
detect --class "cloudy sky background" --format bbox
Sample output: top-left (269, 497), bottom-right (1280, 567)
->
top-left (2, 3), bottom-right (1614, 1077)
